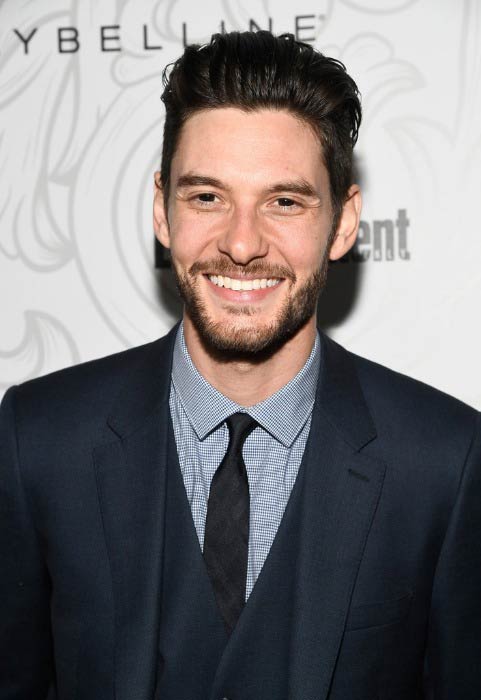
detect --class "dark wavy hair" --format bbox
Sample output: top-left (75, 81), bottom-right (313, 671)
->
top-left (160, 31), bottom-right (361, 226)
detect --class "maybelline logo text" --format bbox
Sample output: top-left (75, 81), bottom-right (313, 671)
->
top-left (12, 15), bottom-right (324, 55)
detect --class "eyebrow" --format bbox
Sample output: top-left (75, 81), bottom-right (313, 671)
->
top-left (265, 179), bottom-right (319, 199)
top-left (176, 174), bottom-right (225, 190)
top-left (175, 173), bottom-right (321, 200)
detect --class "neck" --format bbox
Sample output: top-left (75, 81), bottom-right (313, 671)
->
top-left (182, 316), bottom-right (317, 406)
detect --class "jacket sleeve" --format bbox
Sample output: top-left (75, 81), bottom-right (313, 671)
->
top-left (424, 410), bottom-right (481, 699)
top-left (0, 387), bottom-right (54, 699)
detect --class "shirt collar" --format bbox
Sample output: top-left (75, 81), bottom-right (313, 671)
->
top-left (171, 323), bottom-right (320, 447)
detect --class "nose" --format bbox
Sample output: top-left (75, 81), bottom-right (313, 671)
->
top-left (217, 207), bottom-right (268, 265)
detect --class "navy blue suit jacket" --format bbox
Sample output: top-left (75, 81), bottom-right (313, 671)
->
top-left (1, 325), bottom-right (480, 699)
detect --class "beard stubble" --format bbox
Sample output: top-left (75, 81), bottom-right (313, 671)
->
top-left (171, 250), bottom-right (330, 361)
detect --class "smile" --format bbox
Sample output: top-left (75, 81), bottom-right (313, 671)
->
top-left (207, 275), bottom-right (281, 291)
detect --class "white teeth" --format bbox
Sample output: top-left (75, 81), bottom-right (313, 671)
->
top-left (208, 275), bottom-right (280, 291)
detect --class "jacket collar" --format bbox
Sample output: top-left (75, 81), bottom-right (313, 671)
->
top-left (106, 323), bottom-right (179, 439)
top-left (317, 332), bottom-right (377, 451)
top-left (106, 324), bottom-right (376, 452)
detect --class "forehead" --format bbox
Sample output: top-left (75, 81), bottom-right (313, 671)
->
top-left (170, 107), bottom-right (328, 191)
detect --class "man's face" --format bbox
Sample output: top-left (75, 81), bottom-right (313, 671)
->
top-left (155, 107), bottom-right (359, 357)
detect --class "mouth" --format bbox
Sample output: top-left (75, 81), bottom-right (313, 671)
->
top-left (207, 274), bottom-right (282, 291)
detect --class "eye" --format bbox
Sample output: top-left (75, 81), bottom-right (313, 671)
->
top-left (189, 192), bottom-right (222, 209)
top-left (186, 190), bottom-right (226, 212)
top-left (197, 193), bottom-right (217, 203)
top-left (273, 197), bottom-right (302, 212)
top-left (277, 197), bottom-right (296, 208)
top-left (184, 191), bottom-right (221, 209)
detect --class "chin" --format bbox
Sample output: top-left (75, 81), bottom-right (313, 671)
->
top-left (190, 311), bottom-right (312, 363)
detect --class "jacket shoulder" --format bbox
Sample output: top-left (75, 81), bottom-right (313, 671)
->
top-left (349, 347), bottom-right (479, 458)
top-left (351, 349), bottom-right (475, 414)
top-left (5, 330), bottom-right (175, 443)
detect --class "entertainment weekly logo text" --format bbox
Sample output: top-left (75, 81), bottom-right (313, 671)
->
top-left (155, 209), bottom-right (412, 268)
top-left (339, 208), bottom-right (411, 264)
top-left (11, 15), bottom-right (325, 55)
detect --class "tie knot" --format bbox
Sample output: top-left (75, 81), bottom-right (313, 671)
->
top-left (226, 412), bottom-right (258, 450)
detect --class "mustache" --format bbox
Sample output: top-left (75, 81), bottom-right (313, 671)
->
top-left (189, 258), bottom-right (296, 282)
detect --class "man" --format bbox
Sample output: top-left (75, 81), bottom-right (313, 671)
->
top-left (1, 30), bottom-right (480, 700)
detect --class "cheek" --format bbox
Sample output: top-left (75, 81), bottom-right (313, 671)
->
top-left (271, 206), bottom-right (330, 250)
top-left (279, 225), bottom-right (327, 275)
top-left (169, 210), bottom-right (221, 261)
top-left (291, 248), bottom-right (325, 278)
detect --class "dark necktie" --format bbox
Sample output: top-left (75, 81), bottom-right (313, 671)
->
top-left (203, 412), bottom-right (258, 635)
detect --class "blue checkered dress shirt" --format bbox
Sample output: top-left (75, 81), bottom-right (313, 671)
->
top-left (169, 324), bottom-right (321, 600)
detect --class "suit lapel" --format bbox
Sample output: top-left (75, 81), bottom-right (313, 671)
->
top-left (93, 326), bottom-right (178, 700)
top-left (288, 333), bottom-right (386, 699)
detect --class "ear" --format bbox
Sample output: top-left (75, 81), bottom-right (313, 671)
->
top-left (329, 184), bottom-right (362, 261)
top-left (153, 171), bottom-right (171, 249)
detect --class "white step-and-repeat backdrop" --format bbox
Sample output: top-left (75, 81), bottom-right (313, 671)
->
top-left (1, 0), bottom-right (480, 408)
